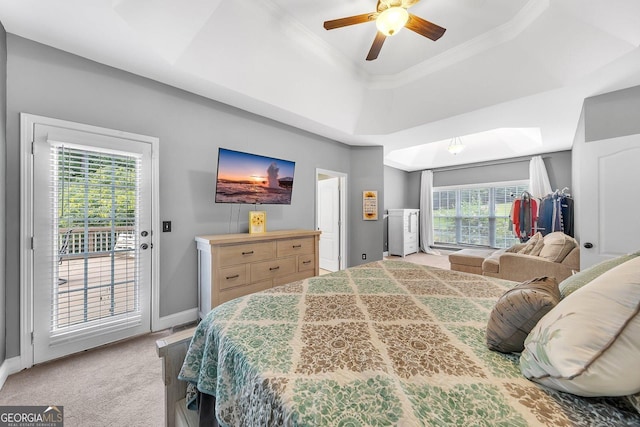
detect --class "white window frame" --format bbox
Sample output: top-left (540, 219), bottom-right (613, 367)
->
top-left (432, 180), bottom-right (529, 248)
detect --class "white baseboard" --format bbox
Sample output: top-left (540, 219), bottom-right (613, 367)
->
top-left (0, 356), bottom-right (23, 391)
top-left (153, 308), bottom-right (198, 332)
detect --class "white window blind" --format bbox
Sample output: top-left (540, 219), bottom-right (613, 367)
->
top-left (433, 181), bottom-right (529, 248)
top-left (51, 143), bottom-right (143, 340)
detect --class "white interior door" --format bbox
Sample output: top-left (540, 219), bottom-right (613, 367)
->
top-left (31, 123), bottom-right (153, 363)
top-left (318, 177), bottom-right (340, 272)
top-left (579, 133), bottom-right (640, 268)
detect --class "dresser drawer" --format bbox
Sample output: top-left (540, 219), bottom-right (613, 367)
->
top-left (277, 237), bottom-right (314, 257)
top-left (218, 265), bottom-right (248, 291)
top-left (251, 257), bottom-right (297, 281)
top-left (218, 242), bottom-right (274, 267)
top-left (298, 254), bottom-right (315, 272)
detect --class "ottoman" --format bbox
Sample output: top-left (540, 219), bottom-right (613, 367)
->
top-left (448, 248), bottom-right (497, 275)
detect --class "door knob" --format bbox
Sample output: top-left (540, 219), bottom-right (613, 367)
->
top-left (141, 243), bottom-right (149, 250)
top-left (141, 231), bottom-right (149, 237)
top-left (583, 242), bottom-right (593, 249)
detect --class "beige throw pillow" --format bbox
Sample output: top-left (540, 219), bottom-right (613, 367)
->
top-left (528, 237), bottom-right (545, 257)
top-left (520, 256), bottom-right (640, 397)
top-left (538, 232), bottom-right (576, 263)
top-left (486, 276), bottom-right (560, 353)
top-left (518, 232), bottom-right (543, 256)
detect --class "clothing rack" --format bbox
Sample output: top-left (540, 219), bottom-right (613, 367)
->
top-left (509, 188), bottom-right (574, 240)
top-left (538, 188), bottom-right (574, 237)
top-left (553, 187), bottom-right (571, 197)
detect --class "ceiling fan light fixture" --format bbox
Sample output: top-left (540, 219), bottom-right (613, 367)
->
top-left (448, 137), bottom-right (465, 155)
top-left (376, 7), bottom-right (409, 36)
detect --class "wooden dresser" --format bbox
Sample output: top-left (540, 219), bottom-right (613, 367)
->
top-left (195, 229), bottom-right (321, 318)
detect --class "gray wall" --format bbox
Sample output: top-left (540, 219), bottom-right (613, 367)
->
top-left (3, 35), bottom-right (384, 358)
top-left (543, 151), bottom-right (572, 194)
top-left (384, 166), bottom-right (413, 210)
top-left (0, 23), bottom-right (7, 367)
top-left (383, 166), bottom-right (419, 252)
top-left (584, 85), bottom-right (640, 142)
top-left (404, 151), bottom-right (572, 195)
top-left (350, 147), bottom-right (385, 265)
top-left (406, 172), bottom-right (421, 209)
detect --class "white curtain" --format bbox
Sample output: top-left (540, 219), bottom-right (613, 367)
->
top-left (419, 170), bottom-right (440, 255)
top-left (529, 155), bottom-right (552, 198)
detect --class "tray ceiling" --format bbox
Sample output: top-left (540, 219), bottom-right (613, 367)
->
top-left (1, 0), bottom-right (640, 170)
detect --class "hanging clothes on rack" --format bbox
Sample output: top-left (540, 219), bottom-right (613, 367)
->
top-left (537, 188), bottom-right (574, 237)
top-left (561, 195), bottom-right (574, 237)
top-left (511, 191), bottom-right (538, 241)
top-left (538, 195), bottom-right (553, 236)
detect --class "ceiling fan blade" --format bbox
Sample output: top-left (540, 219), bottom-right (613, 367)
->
top-left (366, 32), bottom-right (386, 61)
top-left (324, 13), bottom-right (378, 30)
top-left (405, 14), bottom-right (446, 41)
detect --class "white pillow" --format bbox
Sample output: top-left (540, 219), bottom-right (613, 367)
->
top-left (520, 256), bottom-right (640, 397)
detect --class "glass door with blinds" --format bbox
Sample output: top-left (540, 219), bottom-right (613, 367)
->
top-left (32, 123), bottom-right (152, 364)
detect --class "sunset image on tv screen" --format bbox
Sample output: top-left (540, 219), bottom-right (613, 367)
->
top-left (215, 148), bottom-right (295, 204)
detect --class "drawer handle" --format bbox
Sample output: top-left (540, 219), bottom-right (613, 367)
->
top-left (242, 250), bottom-right (254, 255)
top-left (225, 274), bottom-right (240, 280)
top-left (292, 244), bottom-right (302, 248)
top-left (269, 266), bottom-right (280, 271)
top-left (302, 260), bottom-right (311, 265)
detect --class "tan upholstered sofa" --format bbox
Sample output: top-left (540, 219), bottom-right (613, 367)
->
top-left (449, 232), bottom-right (580, 282)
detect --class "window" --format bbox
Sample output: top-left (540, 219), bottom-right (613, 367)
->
top-left (55, 145), bottom-right (140, 330)
top-left (433, 181), bottom-right (529, 248)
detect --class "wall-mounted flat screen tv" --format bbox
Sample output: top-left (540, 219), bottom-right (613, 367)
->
top-left (215, 148), bottom-right (296, 204)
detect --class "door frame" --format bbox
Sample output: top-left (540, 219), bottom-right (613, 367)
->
top-left (315, 168), bottom-right (347, 271)
top-left (19, 113), bottom-right (160, 369)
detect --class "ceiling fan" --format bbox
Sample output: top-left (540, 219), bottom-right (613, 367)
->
top-left (323, 0), bottom-right (446, 61)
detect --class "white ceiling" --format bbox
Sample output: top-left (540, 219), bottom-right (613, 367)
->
top-left (1, 0), bottom-right (640, 171)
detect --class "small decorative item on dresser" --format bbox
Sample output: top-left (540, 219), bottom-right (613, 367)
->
top-left (249, 211), bottom-right (266, 234)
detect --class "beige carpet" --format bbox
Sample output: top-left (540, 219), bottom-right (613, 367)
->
top-left (0, 330), bottom-right (172, 427)
top-left (385, 250), bottom-right (453, 270)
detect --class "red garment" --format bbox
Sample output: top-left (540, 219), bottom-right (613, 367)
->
top-left (511, 198), bottom-right (538, 238)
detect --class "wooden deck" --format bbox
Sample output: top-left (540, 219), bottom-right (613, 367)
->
top-left (57, 254), bottom-right (138, 328)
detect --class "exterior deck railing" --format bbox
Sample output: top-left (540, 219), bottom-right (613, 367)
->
top-left (59, 226), bottom-right (135, 259)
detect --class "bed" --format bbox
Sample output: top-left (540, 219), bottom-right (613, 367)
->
top-left (161, 260), bottom-right (640, 426)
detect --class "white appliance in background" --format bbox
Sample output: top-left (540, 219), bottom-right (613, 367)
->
top-left (388, 209), bottom-right (420, 257)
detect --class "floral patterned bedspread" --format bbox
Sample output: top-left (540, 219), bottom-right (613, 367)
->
top-left (179, 260), bottom-right (640, 426)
